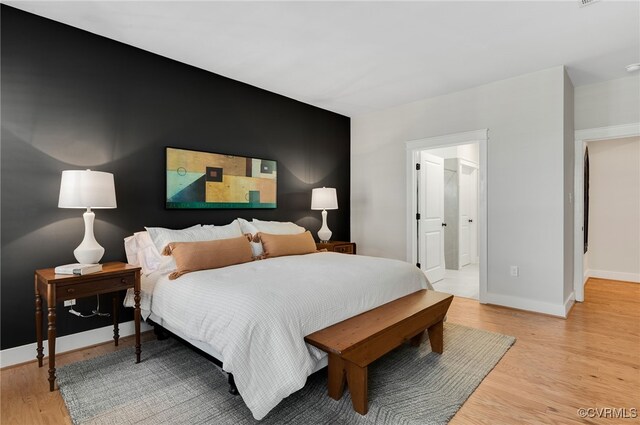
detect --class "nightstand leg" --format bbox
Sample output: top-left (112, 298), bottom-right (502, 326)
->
top-left (47, 289), bottom-right (56, 392)
top-left (134, 270), bottom-right (141, 363)
top-left (112, 293), bottom-right (119, 346)
top-left (35, 276), bottom-right (43, 367)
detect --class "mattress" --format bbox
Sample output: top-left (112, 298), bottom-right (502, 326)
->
top-left (147, 312), bottom-right (330, 374)
top-left (125, 251), bottom-right (431, 419)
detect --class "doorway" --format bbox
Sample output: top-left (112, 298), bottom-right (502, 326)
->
top-left (405, 129), bottom-right (488, 303)
top-left (583, 137), bottom-right (640, 284)
top-left (417, 145), bottom-right (480, 298)
top-left (574, 123), bottom-right (640, 302)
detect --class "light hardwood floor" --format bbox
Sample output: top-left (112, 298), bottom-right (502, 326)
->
top-left (1, 278), bottom-right (638, 424)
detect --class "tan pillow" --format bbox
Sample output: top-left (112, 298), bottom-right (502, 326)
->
top-left (163, 236), bottom-right (253, 280)
top-left (258, 231), bottom-right (317, 258)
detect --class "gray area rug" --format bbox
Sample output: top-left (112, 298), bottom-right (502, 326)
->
top-left (58, 323), bottom-right (514, 425)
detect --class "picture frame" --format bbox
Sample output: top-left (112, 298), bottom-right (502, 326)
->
top-left (165, 147), bottom-right (277, 209)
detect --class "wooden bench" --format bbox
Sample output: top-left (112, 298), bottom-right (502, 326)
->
top-left (304, 289), bottom-right (453, 415)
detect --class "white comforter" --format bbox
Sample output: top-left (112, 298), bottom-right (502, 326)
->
top-left (128, 252), bottom-right (430, 420)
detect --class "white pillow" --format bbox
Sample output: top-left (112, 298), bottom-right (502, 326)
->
top-left (124, 235), bottom-right (140, 266)
top-left (237, 217), bottom-right (258, 235)
top-left (237, 218), bottom-right (263, 258)
top-left (123, 231), bottom-right (169, 275)
top-left (252, 219), bottom-right (306, 235)
top-left (202, 220), bottom-right (243, 240)
top-left (135, 231), bottom-right (169, 275)
top-left (145, 224), bottom-right (207, 253)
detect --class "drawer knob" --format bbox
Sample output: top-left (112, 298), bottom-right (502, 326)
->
top-left (66, 288), bottom-right (75, 294)
top-left (121, 278), bottom-right (127, 284)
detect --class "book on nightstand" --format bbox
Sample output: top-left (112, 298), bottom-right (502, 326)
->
top-left (54, 263), bottom-right (103, 275)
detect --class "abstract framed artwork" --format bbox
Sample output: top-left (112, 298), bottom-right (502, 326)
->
top-left (166, 147), bottom-right (277, 209)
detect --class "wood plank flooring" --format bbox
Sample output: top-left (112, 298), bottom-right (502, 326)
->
top-left (1, 278), bottom-right (638, 424)
top-left (451, 278), bottom-right (639, 424)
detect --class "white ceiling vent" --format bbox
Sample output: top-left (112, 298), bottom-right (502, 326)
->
top-left (579, 0), bottom-right (600, 7)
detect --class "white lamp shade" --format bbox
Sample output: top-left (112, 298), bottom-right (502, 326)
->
top-left (311, 187), bottom-right (338, 210)
top-left (58, 170), bottom-right (117, 209)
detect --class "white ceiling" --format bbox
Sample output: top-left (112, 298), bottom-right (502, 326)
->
top-left (6, 1), bottom-right (640, 117)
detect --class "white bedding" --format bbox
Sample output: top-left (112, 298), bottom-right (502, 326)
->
top-left (126, 252), bottom-right (431, 420)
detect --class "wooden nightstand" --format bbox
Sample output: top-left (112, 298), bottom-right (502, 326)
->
top-left (34, 261), bottom-right (141, 391)
top-left (316, 241), bottom-right (356, 255)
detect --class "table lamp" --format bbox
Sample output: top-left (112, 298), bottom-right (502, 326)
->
top-left (311, 187), bottom-right (338, 242)
top-left (58, 170), bottom-right (117, 264)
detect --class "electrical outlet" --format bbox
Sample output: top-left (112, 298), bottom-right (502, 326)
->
top-left (64, 299), bottom-right (76, 307)
top-left (510, 266), bottom-right (519, 277)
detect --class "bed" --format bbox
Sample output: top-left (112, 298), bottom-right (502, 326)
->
top-left (123, 223), bottom-right (431, 420)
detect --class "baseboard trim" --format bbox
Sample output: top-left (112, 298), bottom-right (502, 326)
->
top-left (483, 292), bottom-right (568, 318)
top-left (0, 320), bottom-right (152, 369)
top-left (588, 269), bottom-right (640, 283)
top-left (564, 292), bottom-right (576, 316)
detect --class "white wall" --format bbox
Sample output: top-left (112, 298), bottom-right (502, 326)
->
top-left (586, 136), bottom-right (640, 282)
top-left (575, 75), bottom-right (640, 130)
top-left (352, 66), bottom-right (572, 315)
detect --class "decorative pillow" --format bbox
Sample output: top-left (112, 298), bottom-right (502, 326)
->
top-left (258, 231), bottom-right (317, 258)
top-left (252, 219), bottom-right (306, 235)
top-left (237, 218), bottom-right (264, 258)
top-left (139, 222), bottom-right (245, 275)
top-left (163, 236), bottom-right (253, 280)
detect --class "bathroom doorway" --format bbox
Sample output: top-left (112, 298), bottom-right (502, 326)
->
top-left (421, 144), bottom-right (480, 299)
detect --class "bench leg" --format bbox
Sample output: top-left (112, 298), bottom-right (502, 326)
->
top-left (327, 353), bottom-right (346, 400)
top-left (345, 361), bottom-right (368, 415)
top-left (428, 319), bottom-right (444, 354)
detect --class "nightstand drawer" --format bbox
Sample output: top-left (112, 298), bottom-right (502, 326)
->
top-left (57, 275), bottom-right (134, 301)
top-left (316, 241), bottom-right (356, 255)
top-left (334, 244), bottom-right (354, 254)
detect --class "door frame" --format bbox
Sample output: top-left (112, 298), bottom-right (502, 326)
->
top-left (405, 129), bottom-right (488, 303)
top-left (573, 122), bottom-right (640, 302)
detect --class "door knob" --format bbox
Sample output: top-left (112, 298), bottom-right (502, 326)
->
top-left (468, 219), bottom-right (473, 223)
top-left (442, 223), bottom-right (447, 227)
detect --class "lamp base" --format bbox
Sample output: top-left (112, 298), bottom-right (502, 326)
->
top-left (317, 209), bottom-right (332, 243)
top-left (74, 210), bottom-right (105, 264)
top-left (74, 246), bottom-right (104, 265)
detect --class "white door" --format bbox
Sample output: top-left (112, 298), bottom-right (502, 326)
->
top-left (419, 152), bottom-right (445, 283)
top-left (459, 164), bottom-right (472, 267)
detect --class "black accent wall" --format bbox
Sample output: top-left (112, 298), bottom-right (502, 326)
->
top-left (1, 6), bottom-right (350, 350)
